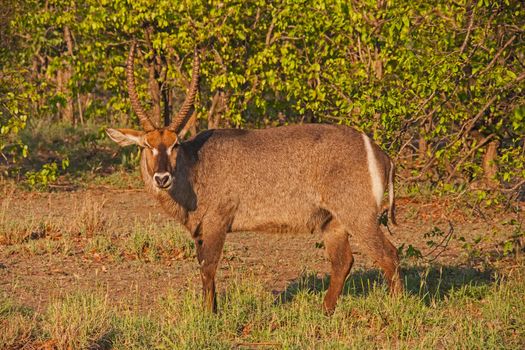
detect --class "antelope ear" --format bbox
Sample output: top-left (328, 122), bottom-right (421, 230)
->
top-left (106, 128), bottom-right (145, 147)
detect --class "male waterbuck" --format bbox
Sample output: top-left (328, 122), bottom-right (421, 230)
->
top-left (107, 43), bottom-right (402, 313)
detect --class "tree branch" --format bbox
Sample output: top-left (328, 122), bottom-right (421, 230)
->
top-left (445, 133), bottom-right (495, 182)
top-left (460, 7), bottom-right (475, 55)
top-left (474, 35), bottom-right (516, 78)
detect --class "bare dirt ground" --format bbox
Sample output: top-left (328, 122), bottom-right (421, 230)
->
top-left (0, 187), bottom-right (522, 312)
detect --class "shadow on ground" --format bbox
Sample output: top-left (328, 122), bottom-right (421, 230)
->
top-left (88, 331), bottom-right (115, 350)
top-left (276, 265), bottom-right (495, 305)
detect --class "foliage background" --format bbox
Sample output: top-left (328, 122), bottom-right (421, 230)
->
top-left (1, 0), bottom-right (524, 199)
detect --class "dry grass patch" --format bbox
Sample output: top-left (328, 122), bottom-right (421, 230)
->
top-left (67, 194), bottom-right (109, 238)
top-left (0, 296), bottom-right (39, 350)
top-left (1, 191), bottom-right (194, 264)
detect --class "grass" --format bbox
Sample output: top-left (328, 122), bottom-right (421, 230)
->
top-left (1, 201), bottom-right (523, 348)
top-left (2, 215), bottom-right (194, 263)
top-left (43, 293), bottom-right (113, 350)
top-left (1, 264), bottom-right (524, 349)
top-left (123, 220), bottom-right (194, 262)
top-left (87, 169), bottom-right (144, 190)
top-left (0, 189), bottom-right (193, 262)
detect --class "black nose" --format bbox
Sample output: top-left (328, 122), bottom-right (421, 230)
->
top-left (154, 173), bottom-right (171, 188)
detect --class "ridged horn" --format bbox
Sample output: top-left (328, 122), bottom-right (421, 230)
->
top-left (168, 48), bottom-right (200, 133)
top-left (126, 41), bottom-right (156, 132)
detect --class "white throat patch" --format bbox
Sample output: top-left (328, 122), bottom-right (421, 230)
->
top-left (362, 134), bottom-right (384, 208)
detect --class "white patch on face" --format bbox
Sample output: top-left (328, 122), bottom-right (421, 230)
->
top-left (152, 148), bottom-right (159, 156)
top-left (362, 134), bottom-right (384, 208)
top-left (166, 142), bottom-right (177, 156)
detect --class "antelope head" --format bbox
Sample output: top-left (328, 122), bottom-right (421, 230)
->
top-left (106, 42), bottom-right (200, 190)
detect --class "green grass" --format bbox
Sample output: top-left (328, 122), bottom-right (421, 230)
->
top-left (1, 265), bottom-right (524, 349)
top-left (126, 220), bottom-right (195, 262)
top-left (87, 169), bottom-right (144, 189)
top-left (1, 187), bottom-right (523, 348)
top-left (43, 293), bottom-right (113, 350)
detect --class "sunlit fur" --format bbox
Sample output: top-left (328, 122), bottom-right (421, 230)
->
top-left (108, 123), bottom-right (401, 313)
top-left (362, 133), bottom-right (384, 208)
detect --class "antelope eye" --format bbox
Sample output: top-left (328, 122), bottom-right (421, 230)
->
top-left (169, 140), bottom-right (180, 151)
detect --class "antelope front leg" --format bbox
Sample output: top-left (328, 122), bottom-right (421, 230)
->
top-left (195, 231), bottom-right (226, 313)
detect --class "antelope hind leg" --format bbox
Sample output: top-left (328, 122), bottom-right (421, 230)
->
top-left (322, 220), bottom-right (354, 314)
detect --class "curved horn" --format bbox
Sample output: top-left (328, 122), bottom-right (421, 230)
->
top-left (127, 41), bottom-right (156, 132)
top-left (168, 48), bottom-right (200, 132)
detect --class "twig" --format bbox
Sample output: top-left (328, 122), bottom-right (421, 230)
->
top-left (474, 35), bottom-right (516, 78)
top-left (413, 90), bottom-right (437, 120)
top-left (445, 133), bottom-right (495, 182)
top-left (265, 19), bottom-right (276, 47)
top-left (461, 95), bottom-right (497, 136)
top-left (252, 8), bottom-right (261, 29)
top-left (320, 114), bottom-right (346, 121)
top-left (396, 135), bottom-right (415, 159)
top-left (460, 7), bottom-right (475, 54)
top-left (507, 71), bottom-right (525, 86)
top-left (0, 151), bottom-right (8, 162)
top-left (425, 221), bottom-right (454, 263)
top-left (328, 82), bottom-right (353, 105)
top-left (47, 183), bottom-right (76, 187)
top-left (451, 71), bottom-right (524, 148)
top-left (502, 179), bottom-right (525, 193)
top-left (357, 36), bottom-right (364, 63)
top-left (234, 341), bottom-right (281, 348)
top-left (404, 156), bottom-right (437, 182)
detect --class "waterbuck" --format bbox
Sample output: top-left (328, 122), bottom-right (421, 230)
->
top-left (107, 43), bottom-right (402, 313)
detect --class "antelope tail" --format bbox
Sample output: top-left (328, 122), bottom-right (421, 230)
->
top-left (388, 160), bottom-right (397, 226)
